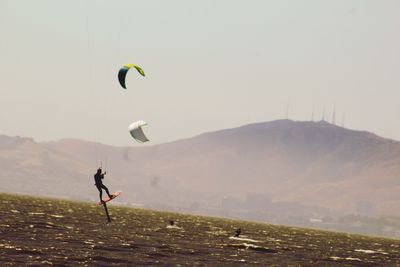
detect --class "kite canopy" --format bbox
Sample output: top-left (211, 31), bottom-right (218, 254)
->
top-left (129, 120), bottom-right (149, 143)
top-left (118, 64), bottom-right (145, 89)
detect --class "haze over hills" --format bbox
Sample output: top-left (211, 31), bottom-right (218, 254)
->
top-left (1, 120), bottom-right (400, 233)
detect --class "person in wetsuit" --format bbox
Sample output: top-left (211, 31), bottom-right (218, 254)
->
top-left (234, 228), bottom-right (242, 237)
top-left (94, 167), bottom-right (113, 202)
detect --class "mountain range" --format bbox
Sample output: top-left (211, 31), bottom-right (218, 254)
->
top-left (1, 119), bottom-right (399, 220)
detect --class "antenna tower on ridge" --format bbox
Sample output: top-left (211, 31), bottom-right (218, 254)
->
top-left (285, 101), bottom-right (290, 119)
top-left (311, 104), bottom-right (315, 121)
top-left (341, 112), bottom-right (345, 127)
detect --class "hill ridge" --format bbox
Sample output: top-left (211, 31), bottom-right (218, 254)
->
top-left (1, 119), bottom-right (399, 228)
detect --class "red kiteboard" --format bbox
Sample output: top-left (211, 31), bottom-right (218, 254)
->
top-left (97, 191), bottom-right (122, 205)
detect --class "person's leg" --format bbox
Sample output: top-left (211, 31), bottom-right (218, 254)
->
top-left (96, 184), bottom-right (103, 201)
top-left (101, 184), bottom-right (113, 198)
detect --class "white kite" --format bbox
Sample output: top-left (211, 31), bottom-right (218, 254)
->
top-left (129, 120), bottom-right (149, 143)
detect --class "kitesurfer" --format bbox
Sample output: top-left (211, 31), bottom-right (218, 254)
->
top-left (234, 228), bottom-right (242, 237)
top-left (94, 168), bottom-right (114, 203)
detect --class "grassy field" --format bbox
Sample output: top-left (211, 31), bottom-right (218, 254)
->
top-left (0, 193), bottom-right (399, 266)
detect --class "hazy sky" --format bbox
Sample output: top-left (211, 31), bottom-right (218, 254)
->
top-left (1, 1), bottom-right (400, 146)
